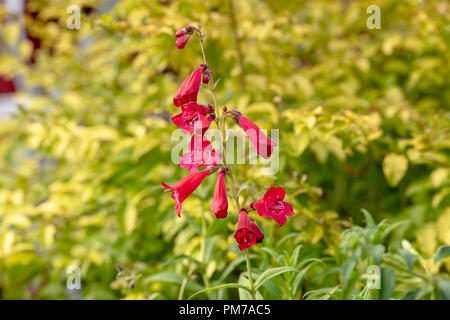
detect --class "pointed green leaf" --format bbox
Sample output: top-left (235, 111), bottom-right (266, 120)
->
top-left (254, 267), bottom-right (299, 291)
top-left (434, 245), bottom-right (450, 264)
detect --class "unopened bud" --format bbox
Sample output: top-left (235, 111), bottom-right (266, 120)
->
top-left (176, 35), bottom-right (190, 49)
top-left (175, 29), bottom-right (185, 38)
top-left (176, 25), bottom-right (194, 38)
top-left (202, 73), bottom-right (210, 84)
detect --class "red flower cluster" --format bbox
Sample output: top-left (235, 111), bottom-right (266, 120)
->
top-left (175, 25), bottom-right (194, 49)
top-left (163, 26), bottom-right (294, 251)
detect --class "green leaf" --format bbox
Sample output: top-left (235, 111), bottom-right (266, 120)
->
top-left (434, 245), bottom-right (450, 264)
top-left (382, 153), bottom-right (408, 187)
top-left (254, 267), bottom-right (299, 291)
top-left (370, 244), bottom-right (385, 265)
top-left (202, 236), bottom-right (216, 264)
top-left (380, 220), bottom-right (410, 240)
top-left (380, 267), bottom-right (396, 300)
top-left (297, 257), bottom-right (324, 269)
top-left (304, 286), bottom-right (340, 300)
top-left (161, 254), bottom-right (204, 268)
top-left (341, 257), bottom-right (357, 289)
top-left (217, 254), bottom-right (259, 283)
top-left (291, 244), bottom-right (303, 267)
top-left (437, 279), bottom-right (450, 300)
top-left (205, 218), bottom-right (229, 237)
top-left (361, 208), bottom-right (375, 227)
top-left (400, 288), bottom-right (421, 300)
top-left (260, 247), bottom-right (283, 264)
top-left (291, 262), bottom-right (318, 296)
top-left (188, 283), bottom-right (249, 300)
top-left (400, 249), bottom-right (416, 271)
top-left (238, 273), bottom-right (252, 300)
top-left (276, 232), bottom-right (301, 248)
top-left (124, 202), bottom-right (137, 235)
top-left (183, 212), bottom-right (201, 235)
top-left (312, 267), bottom-right (340, 282)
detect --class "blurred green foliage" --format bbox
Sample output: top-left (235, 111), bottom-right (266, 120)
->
top-left (0, 0), bottom-right (449, 299)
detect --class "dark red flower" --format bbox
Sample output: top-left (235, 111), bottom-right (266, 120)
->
top-left (229, 110), bottom-right (276, 159)
top-left (175, 29), bottom-right (185, 38)
top-left (180, 135), bottom-right (220, 173)
top-left (250, 219), bottom-right (264, 243)
top-left (175, 35), bottom-right (190, 49)
top-left (173, 67), bottom-right (202, 107)
top-left (202, 73), bottom-right (210, 84)
top-left (210, 167), bottom-right (228, 218)
top-left (234, 208), bottom-right (263, 251)
top-left (171, 102), bottom-right (214, 134)
top-left (161, 169), bottom-right (210, 217)
top-left (176, 25), bottom-right (194, 38)
top-left (251, 187), bottom-right (294, 226)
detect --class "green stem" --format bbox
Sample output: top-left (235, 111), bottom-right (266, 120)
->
top-left (178, 275), bottom-right (188, 300)
top-left (178, 265), bottom-right (195, 300)
top-left (197, 28), bottom-right (241, 212)
top-left (245, 250), bottom-right (255, 300)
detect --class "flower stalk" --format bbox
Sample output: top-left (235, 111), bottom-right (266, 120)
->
top-left (166, 23), bottom-right (294, 300)
top-left (245, 250), bottom-right (255, 300)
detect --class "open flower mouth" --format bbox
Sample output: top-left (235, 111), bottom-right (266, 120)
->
top-left (183, 112), bottom-right (199, 124)
top-left (267, 202), bottom-right (285, 214)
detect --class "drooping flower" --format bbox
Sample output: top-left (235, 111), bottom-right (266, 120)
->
top-left (161, 169), bottom-right (210, 217)
top-left (175, 29), bottom-right (185, 38)
top-left (234, 208), bottom-right (260, 251)
top-left (173, 67), bottom-right (202, 107)
top-left (171, 102), bottom-right (214, 134)
top-left (251, 187), bottom-right (294, 226)
top-left (180, 135), bottom-right (220, 173)
top-left (176, 35), bottom-right (190, 49)
top-left (210, 167), bottom-right (228, 218)
top-left (250, 218), bottom-right (264, 244)
top-left (175, 26), bottom-right (194, 49)
top-left (229, 110), bottom-right (276, 159)
top-left (175, 25), bottom-right (194, 38)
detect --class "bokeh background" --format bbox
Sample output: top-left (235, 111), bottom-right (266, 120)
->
top-left (0, 0), bottom-right (449, 300)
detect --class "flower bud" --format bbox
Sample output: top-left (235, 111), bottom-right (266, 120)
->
top-left (202, 73), bottom-right (210, 84)
top-left (175, 25), bottom-right (194, 38)
top-left (210, 167), bottom-right (228, 218)
top-left (175, 35), bottom-right (190, 49)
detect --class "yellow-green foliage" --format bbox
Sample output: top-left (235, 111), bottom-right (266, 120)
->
top-left (0, 0), bottom-right (449, 299)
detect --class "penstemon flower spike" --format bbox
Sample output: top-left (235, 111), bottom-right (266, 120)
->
top-left (163, 26), bottom-right (295, 299)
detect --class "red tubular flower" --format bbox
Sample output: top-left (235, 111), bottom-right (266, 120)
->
top-left (171, 102), bottom-right (213, 134)
top-left (251, 187), bottom-right (294, 226)
top-left (176, 25), bottom-right (194, 38)
top-left (161, 169), bottom-right (210, 217)
top-left (210, 167), bottom-right (228, 218)
top-left (250, 219), bottom-right (264, 243)
top-left (234, 208), bottom-right (258, 251)
top-left (229, 110), bottom-right (276, 159)
top-left (180, 135), bottom-right (220, 173)
top-left (173, 67), bottom-right (202, 107)
top-left (175, 35), bottom-right (190, 49)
